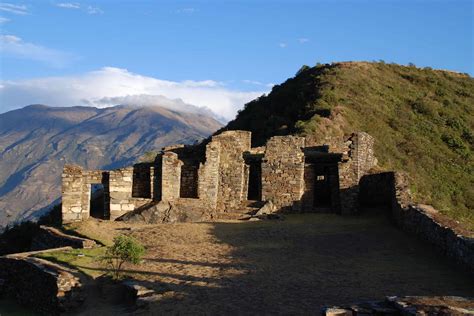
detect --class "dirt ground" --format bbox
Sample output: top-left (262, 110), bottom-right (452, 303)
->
top-left (67, 213), bottom-right (474, 315)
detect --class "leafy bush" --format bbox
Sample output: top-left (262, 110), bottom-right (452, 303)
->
top-left (102, 235), bottom-right (145, 279)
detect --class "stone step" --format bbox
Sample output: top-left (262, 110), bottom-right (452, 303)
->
top-left (243, 200), bottom-right (265, 208)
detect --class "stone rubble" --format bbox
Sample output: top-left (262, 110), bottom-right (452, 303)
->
top-left (322, 296), bottom-right (474, 316)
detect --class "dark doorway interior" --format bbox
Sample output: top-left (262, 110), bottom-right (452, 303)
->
top-left (132, 165), bottom-right (151, 198)
top-left (180, 163), bottom-right (199, 198)
top-left (313, 165), bottom-right (332, 208)
top-left (90, 183), bottom-right (105, 219)
top-left (247, 162), bottom-right (262, 201)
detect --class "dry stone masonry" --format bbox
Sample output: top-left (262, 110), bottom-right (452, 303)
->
top-left (0, 254), bottom-right (83, 315)
top-left (62, 130), bottom-right (378, 223)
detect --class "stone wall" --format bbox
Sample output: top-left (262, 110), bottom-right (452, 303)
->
top-left (361, 171), bottom-right (474, 275)
top-left (262, 136), bottom-right (305, 211)
top-left (0, 256), bottom-right (83, 315)
top-left (338, 132), bottom-right (377, 214)
top-left (62, 130), bottom-right (379, 222)
top-left (62, 165), bottom-right (110, 223)
top-left (212, 131), bottom-right (251, 211)
top-left (109, 167), bottom-right (133, 220)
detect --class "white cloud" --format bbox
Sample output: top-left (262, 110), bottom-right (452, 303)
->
top-left (279, 42), bottom-right (287, 48)
top-left (0, 16), bottom-right (9, 23)
top-left (0, 34), bottom-right (77, 67)
top-left (298, 38), bottom-right (309, 43)
top-left (86, 5), bottom-right (103, 14)
top-left (56, 2), bottom-right (80, 9)
top-left (0, 67), bottom-right (267, 120)
top-left (0, 2), bottom-right (28, 15)
top-left (242, 80), bottom-right (274, 88)
top-left (176, 8), bottom-right (196, 14)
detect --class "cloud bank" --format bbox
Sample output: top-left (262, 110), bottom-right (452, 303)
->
top-left (0, 67), bottom-right (267, 120)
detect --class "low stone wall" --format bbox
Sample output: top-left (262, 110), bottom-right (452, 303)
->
top-left (0, 255), bottom-right (83, 315)
top-left (360, 171), bottom-right (474, 275)
top-left (31, 226), bottom-right (97, 250)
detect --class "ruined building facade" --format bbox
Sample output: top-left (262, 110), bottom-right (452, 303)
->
top-left (61, 131), bottom-right (377, 223)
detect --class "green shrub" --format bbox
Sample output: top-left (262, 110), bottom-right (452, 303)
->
top-left (442, 133), bottom-right (466, 151)
top-left (102, 235), bottom-right (145, 279)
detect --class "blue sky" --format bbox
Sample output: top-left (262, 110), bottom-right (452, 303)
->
top-left (0, 0), bottom-right (472, 118)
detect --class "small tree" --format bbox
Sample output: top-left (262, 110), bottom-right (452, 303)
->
top-left (103, 235), bottom-right (145, 279)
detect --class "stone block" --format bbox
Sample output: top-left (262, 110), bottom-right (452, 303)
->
top-left (110, 204), bottom-right (121, 211)
top-left (121, 204), bottom-right (135, 211)
top-left (70, 207), bottom-right (82, 213)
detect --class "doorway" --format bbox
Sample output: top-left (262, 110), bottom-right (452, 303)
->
top-left (90, 183), bottom-right (105, 219)
top-left (313, 165), bottom-right (332, 208)
top-left (180, 163), bottom-right (199, 198)
top-left (247, 161), bottom-right (262, 201)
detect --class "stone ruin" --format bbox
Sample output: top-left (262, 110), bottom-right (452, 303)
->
top-left (61, 130), bottom-right (377, 223)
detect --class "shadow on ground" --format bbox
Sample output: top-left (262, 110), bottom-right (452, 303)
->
top-left (70, 211), bottom-right (474, 315)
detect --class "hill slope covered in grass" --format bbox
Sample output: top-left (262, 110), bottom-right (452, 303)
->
top-left (223, 62), bottom-right (474, 228)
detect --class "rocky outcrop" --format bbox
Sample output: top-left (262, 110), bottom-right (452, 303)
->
top-left (0, 254), bottom-right (84, 315)
top-left (117, 200), bottom-right (213, 224)
top-left (31, 225), bottom-right (97, 250)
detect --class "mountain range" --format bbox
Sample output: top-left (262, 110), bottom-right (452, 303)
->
top-left (0, 104), bottom-right (222, 229)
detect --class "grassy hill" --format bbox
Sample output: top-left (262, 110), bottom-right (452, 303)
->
top-left (223, 62), bottom-right (474, 229)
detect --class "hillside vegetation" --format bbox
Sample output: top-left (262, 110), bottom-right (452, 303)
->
top-left (224, 62), bottom-right (474, 229)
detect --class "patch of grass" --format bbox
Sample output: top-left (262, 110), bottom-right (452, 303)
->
top-left (35, 247), bottom-right (107, 278)
top-left (224, 62), bottom-right (474, 230)
top-left (63, 221), bottom-right (118, 246)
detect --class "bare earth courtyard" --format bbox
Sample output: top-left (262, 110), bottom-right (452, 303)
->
top-left (49, 212), bottom-right (474, 315)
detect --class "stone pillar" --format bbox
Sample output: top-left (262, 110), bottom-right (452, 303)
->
top-left (198, 141), bottom-right (221, 209)
top-left (262, 136), bottom-right (305, 211)
top-left (150, 166), bottom-right (155, 200)
top-left (212, 131), bottom-right (251, 211)
top-left (161, 152), bottom-right (182, 201)
top-left (61, 165), bottom-right (86, 223)
top-left (109, 167), bottom-right (134, 220)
